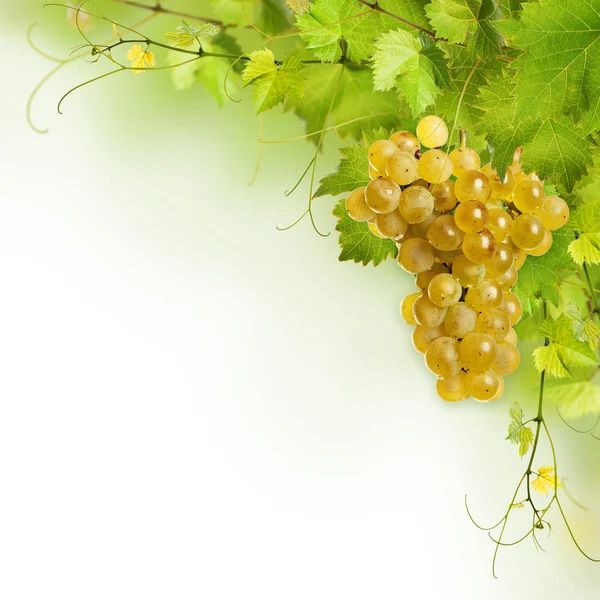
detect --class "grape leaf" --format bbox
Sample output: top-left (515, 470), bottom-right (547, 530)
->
top-left (514, 229), bottom-right (575, 315)
top-left (242, 49), bottom-right (304, 114)
top-left (498, 0), bottom-right (600, 132)
top-left (332, 200), bottom-right (398, 266)
top-left (566, 199), bottom-right (600, 266)
top-left (371, 30), bottom-right (450, 115)
top-left (547, 369), bottom-right (600, 418)
top-left (565, 304), bottom-right (600, 350)
top-left (209, 0), bottom-right (292, 34)
top-left (166, 22), bottom-right (220, 49)
top-left (506, 402), bottom-right (535, 457)
top-left (258, 0), bottom-right (293, 35)
top-left (531, 466), bottom-right (560, 495)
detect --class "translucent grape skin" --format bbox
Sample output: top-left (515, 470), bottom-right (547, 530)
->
top-left (412, 324), bottom-right (447, 354)
top-left (400, 292), bottom-right (421, 326)
top-left (455, 170), bottom-right (491, 203)
top-left (368, 221), bottom-right (386, 239)
top-left (428, 273), bottom-right (462, 308)
top-left (527, 229), bottom-right (553, 257)
top-left (493, 266), bottom-right (518, 291)
top-left (437, 371), bottom-right (469, 402)
top-left (427, 215), bottom-right (464, 251)
top-left (375, 209), bottom-right (409, 239)
top-left (416, 263), bottom-right (449, 291)
top-left (534, 196), bottom-right (569, 231)
top-left (505, 328), bottom-right (518, 345)
top-left (492, 340), bottom-right (520, 375)
top-left (449, 147), bottom-right (481, 177)
top-left (386, 151), bottom-right (419, 186)
top-left (399, 185), bottom-right (435, 224)
top-left (369, 164), bottom-right (382, 180)
top-left (487, 208), bottom-right (512, 242)
top-left (398, 237), bottom-right (435, 274)
top-left (514, 180), bottom-right (545, 213)
top-left (512, 244), bottom-right (526, 269)
top-left (413, 294), bottom-right (448, 327)
top-left (368, 139), bottom-right (398, 173)
top-left (459, 332), bottom-right (497, 372)
top-left (462, 229), bottom-right (497, 264)
top-left (346, 187), bottom-right (376, 222)
top-left (429, 180), bottom-right (458, 213)
top-left (476, 309), bottom-right (510, 341)
top-left (500, 292), bottom-right (523, 326)
top-left (444, 302), bottom-right (477, 339)
top-left (389, 130), bottom-right (420, 154)
top-left (451, 255), bottom-right (486, 288)
top-left (466, 279), bottom-right (503, 312)
top-left (425, 336), bottom-right (461, 377)
top-left (486, 243), bottom-right (514, 275)
top-left (365, 177), bottom-right (401, 214)
top-left (490, 376), bottom-right (505, 401)
top-left (416, 115), bottom-right (448, 149)
top-left (466, 369), bottom-right (501, 401)
top-left (454, 200), bottom-right (489, 234)
top-left (418, 150), bottom-right (453, 184)
top-left (511, 214), bottom-right (546, 250)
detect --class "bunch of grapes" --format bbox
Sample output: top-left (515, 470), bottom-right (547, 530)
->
top-left (345, 116), bottom-right (570, 402)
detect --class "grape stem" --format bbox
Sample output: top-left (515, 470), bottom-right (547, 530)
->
top-left (355, 0), bottom-right (436, 39)
top-left (583, 262), bottom-right (600, 313)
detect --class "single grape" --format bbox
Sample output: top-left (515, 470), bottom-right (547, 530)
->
top-left (476, 309), bottom-right (510, 341)
top-left (466, 369), bottom-right (501, 401)
top-left (386, 151), bottom-right (419, 186)
top-left (490, 376), bottom-right (505, 401)
top-left (493, 265), bottom-right (518, 291)
top-left (449, 147), bottom-right (481, 177)
top-left (500, 292), bottom-right (522, 326)
top-left (368, 139), bottom-right (398, 173)
top-left (454, 200), bottom-right (489, 234)
top-left (345, 187), bottom-right (376, 222)
top-left (389, 130), bottom-right (420, 154)
top-left (427, 215), bottom-right (464, 251)
top-left (514, 180), bottom-right (545, 213)
top-left (462, 229), bottom-right (497, 264)
top-left (429, 180), bottom-right (458, 213)
top-left (418, 150), bottom-right (453, 184)
top-left (437, 372), bottom-right (469, 402)
top-left (368, 221), bottom-right (386, 238)
top-left (399, 185), bottom-right (435, 224)
top-left (451, 255), bottom-right (486, 288)
top-left (425, 336), bottom-right (461, 377)
top-left (412, 324), bottom-right (447, 354)
top-left (416, 115), bottom-right (448, 148)
top-left (444, 302), bottom-right (477, 339)
top-left (459, 332), bottom-right (497, 372)
top-left (466, 279), bottom-right (503, 311)
top-left (534, 196), bottom-right (569, 231)
top-left (455, 170), bottom-right (491, 203)
top-left (486, 243), bottom-right (514, 275)
top-left (416, 263), bottom-right (449, 291)
top-left (511, 214), bottom-right (546, 250)
top-left (481, 163), bottom-right (515, 199)
top-left (376, 209), bottom-right (409, 239)
top-left (398, 237), bottom-right (435, 273)
top-left (428, 273), bottom-right (462, 308)
top-left (412, 211), bottom-right (439, 237)
top-left (365, 177), bottom-right (401, 215)
top-left (527, 229), bottom-right (553, 257)
top-left (413, 294), bottom-right (448, 327)
top-left (369, 164), bottom-right (382, 180)
top-left (512, 244), bottom-right (526, 269)
top-left (505, 328), bottom-right (518, 345)
top-left (492, 340), bottom-right (520, 375)
top-left (400, 292), bottom-right (421, 326)
top-left (487, 208), bottom-right (512, 242)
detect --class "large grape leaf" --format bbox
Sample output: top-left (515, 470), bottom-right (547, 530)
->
top-left (209, 0), bottom-right (292, 34)
top-left (566, 199), bottom-right (600, 266)
top-left (547, 368), bottom-right (600, 418)
top-left (498, 0), bottom-right (600, 132)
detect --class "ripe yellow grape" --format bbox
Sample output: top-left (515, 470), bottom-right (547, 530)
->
top-left (444, 302), bottom-right (477, 339)
top-left (466, 279), bottom-right (503, 311)
top-left (413, 294), bottom-right (448, 327)
top-left (412, 324), bottom-right (447, 354)
top-left (412, 211), bottom-right (439, 237)
top-left (500, 292), bottom-right (523, 326)
top-left (386, 151), bottom-right (419, 186)
top-left (427, 215), bottom-right (465, 251)
top-left (481, 163), bottom-right (516, 199)
top-left (400, 292), bottom-right (421, 326)
top-left (487, 208), bottom-right (512, 242)
top-left (416, 263), bottom-right (449, 291)
top-left (429, 180), bottom-right (458, 212)
top-left (466, 369), bottom-right (501, 401)
top-left (425, 336), bottom-right (461, 377)
top-left (368, 221), bottom-right (386, 238)
top-left (459, 332), bottom-right (497, 372)
top-left (449, 147), bottom-right (481, 177)
top-left (454, 200), bottom-right (489, 234)
top-left (398, 237), bottom-right (435, 273)
top-left (418, 150), bottom-right (453, 184)
top-left (511, 214), bottom-right (546, 250)
top-left (368, 139), bottom-right (398, 172)
top-left (365, 177), bottom-right (401, 214)
top-left (389, 130), bottom-right (420, 153)
top-left (514, 180), bottom-right (545, 213)
top-left (490, 376), bottom-right (505, 401)
top-left (451, 255), bottom-right (486, 288)
top-left (505, 328), bottom-right (518, 345)
top-left (369, 164), bottom-right (382, 180)
top-left (492, 340), bottom-right (521, 375)
top-left (486, 243), bottom-right (514, 274)
top-left (534, 195), bottom-right (569, 231)
top-left (493, 265), bottom-right (518, 290)
top-left (462, 229), bottom-right (498, 264)
top-left (416, 115), bottom-right (449, 148)
top-left (476, 309), bottom-right (510, 341)
top-left (437, 372), bottom-right (469, 402)
top-left (345, 187), bottom-right (376, 222)
top-left (428, 273), bottom-right (462, 308)
top-left (399, 185), bottom-right (435, 224)
top-left (528, 229), bottom-right (553, 257)
top-left (512, 244), bottom-right (526, 269)
top-left (375, 209), bottom-right (409, 239)
top-left (455, 169), bottom-right (492, 203)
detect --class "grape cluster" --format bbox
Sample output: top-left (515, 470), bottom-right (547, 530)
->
top-left (345, 116), bottom-right (570, 403)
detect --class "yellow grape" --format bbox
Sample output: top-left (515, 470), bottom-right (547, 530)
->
top-left (466, 279), bottom-right (503, 311)
top-left (514, 180), bottom-right (545, 213)
top-left (369, 164), bottom-right (382, 180)
top-left (487, 208), bottom-right (512, 242)
top-left (365, 177), bottom-right (401, 214)
top-left (500, 292), bottom-right (522, 326)
top-left (493, 265), bottom-right (518, 290)
top-left (416, 263), bottom-right (449, 291)
top-left (398, 237), bottom-right (435, 273)
top-left (368, 139), bottom-right (398, 172)
top-left (455, 170), bottom-right (492, 203)
top-left (492, 340), bottom-right (520, 375)
top-left (454, 200), bottom-right (489, 234)
top-left (444, 302), bottom-right (477, 339)
top-left (427, 215), bottom-right (465, 251)
top-left (428, 273), bottom-right (462, 308)
top-left (462, 229), bottom-right (498, 264)
top-left (437, 372), bottom-right (469, 402)
top-left (368, 221), bottom-right (386, 239)
top-left (389, 130), bottom-right (420, 153)
top-left (413, 294), bottom-right (448, 327)
top-left (400, 292), bottom-right (421, 326)
top-left (481, 163), bottom-right (516, 199)
top-left (505, 328), bottom-right (518, 345)
top-left (490, 376), bottom-right (505, 401)
top-left (528, 229), bottom-right (553, 257)
top-left (512, 244), bottom-right (526, 269)
top-left (429, 180), bottom-right (458, 213)
top-left (412, 324), bottom-right (447, 354)
top-left (459, 332), bottom-right (497, 372)
top-left (451, 255), bottom-right (486, 288)
top-left (399, 185), bottom-right (435, 224)
top-left (466, 369), bottom-right (501, 401)
top-left (386, 151), bottom-right (419, 186)
top-left (345, 187), bottom-right (376, 222)
top-left (412, 211), bottom-right (439, 237)
top-left (425, 336), bottom-right (461, 377)
top-left (476, 309), bottom-right (510, 341)
top-left (418, 149), bottom-right (454, 184)
top-left (486, 243), bottom-right (514, 274)
top-left (416, 115), bottom-right (448, 148)
top-left (534, 196), bottom-right (569, 231)
top-left (375, 209), bottom-right (409, 239)
top-left (449, 147), bottom-right (481, 177)
top-left (511, 214), bottom-right (546, 250)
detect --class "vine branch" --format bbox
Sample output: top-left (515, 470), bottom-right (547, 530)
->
top-left (356, 0), bottom-right (436, 39)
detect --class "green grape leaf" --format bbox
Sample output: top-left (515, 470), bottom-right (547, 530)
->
top-left (426, 0), bottom-right (504, 59)
top-left (533, 314), bottom-right (598, 378)
top-left (371, 30), bottom-right (450, 115)
top-left (242, 49), bottom-right (304, 114)
top-left (166, 21), bottom-right (220, 49)
top-left (566, 199), bottom-right (600, 266)
top-left (258, 0), bottom-right (293, 35)
top-left (547, 368), bottom-right (600, 418)
top-left (332, 200), bottom-right (398, 266)
top-left (209, 0), bottom-right (247, 26)
top-left (513, 229), bottom-right (575, 315)
top-left (564, 304), bottom-right (600, 351)
top-left (498, 0), bottom-right (600, 132)
top-left (506, 402), bottom-right (534, 457)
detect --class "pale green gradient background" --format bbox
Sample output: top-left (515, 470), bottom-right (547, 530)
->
top-left (1, 2), bottom-right (599, 598)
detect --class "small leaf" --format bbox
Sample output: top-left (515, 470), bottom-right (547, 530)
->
top-left (531, 466), bottom-right (560, 495)
top-left (506, 402), bottom-right (534, 457)
top-left (166, 21), bottom-right (221, 49)
top-left (126, 44), bottom-right (156, 74)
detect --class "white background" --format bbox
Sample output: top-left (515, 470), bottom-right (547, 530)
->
top-left (1, 5), bottom-right (600, 598)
